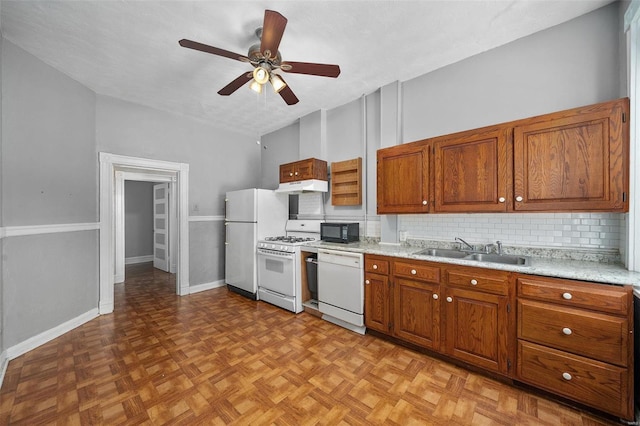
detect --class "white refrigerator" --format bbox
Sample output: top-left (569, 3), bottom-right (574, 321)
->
top-left (224, 188), bottom-right (288, 298)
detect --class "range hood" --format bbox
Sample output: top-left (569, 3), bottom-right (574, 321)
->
top-left (275, 179), bottom-right (328, 193)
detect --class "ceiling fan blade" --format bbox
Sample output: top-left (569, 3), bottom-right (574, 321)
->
top-left (218, 73), bottom-right (253, 96)
top-left (277, 76), bottom-right (299, 105)
top-left (280, 61), bottom-right (341, 78)
top-left (260, 10), bottom-right (287, 59)
top-left (179, 39), bottom-right (249, 62)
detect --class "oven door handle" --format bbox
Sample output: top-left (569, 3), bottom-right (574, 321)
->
top-left (257, 249), bottom-right (295, 260)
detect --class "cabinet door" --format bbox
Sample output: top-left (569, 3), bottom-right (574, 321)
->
top-left (279, 163), bottom-right (296, 183)
top-left (434, 128), bottom-right (511, 212)
top-left (377, 143), bottom-right (430, 214)
top-left (295, 161), bottom-right (314, 180)
top-left (393, 278), bottom-right (440, 350)
top-left (513, 99), bottom-right (628, 212)
top-left (444, 287), bottom-right (511, 375)
top-left (364, 272), bottom-right (390, 333)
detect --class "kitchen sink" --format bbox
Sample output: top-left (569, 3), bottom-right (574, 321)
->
top-left (416, 247), bottom-right (530, 266)
top-left (464, 253), bottom-right (529, 266)
top-left (415, 248), bottom-right (469, 259)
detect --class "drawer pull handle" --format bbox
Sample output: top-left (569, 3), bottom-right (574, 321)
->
top-left (562, 327), bottom-right (572, 335)
top-left (446, 297), bottom-right (453, 303)
top-left (365, 280), bottom-right (370, 285)
top-left (562, 372), bottom-right (572, 381)
top-left (562, 292), bottom-right (573, 300)
top-left (470, 279), bottom-right (478, 285)
top-left (373, 264), bottom-right (378, 270)
top-left (433, 294), bottom-right (439, 300)
top-left (411, 269), bottom-right (417, 275)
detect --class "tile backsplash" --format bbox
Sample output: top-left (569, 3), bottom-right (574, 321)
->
top-left (399, 212), bottom-right (623, 250)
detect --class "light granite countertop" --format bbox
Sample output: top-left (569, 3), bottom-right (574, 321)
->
top-left (304, 240), bottom-right (640, 288)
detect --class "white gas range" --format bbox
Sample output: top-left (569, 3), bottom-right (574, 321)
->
top-left (256, 220), bottom-right (322, 313)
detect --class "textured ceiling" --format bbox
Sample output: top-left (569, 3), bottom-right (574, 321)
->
top-left (1, 1), bottom-right (611, 137)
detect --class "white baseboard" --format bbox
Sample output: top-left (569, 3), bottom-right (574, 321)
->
top-left (5, 308), bottom-right (99, 363)
top-left (0, 350), bottom-right (8, 390)
top-left (125, 255), bottom-right (154, 265)
top-left (189, 279), bottom-right (225, 294)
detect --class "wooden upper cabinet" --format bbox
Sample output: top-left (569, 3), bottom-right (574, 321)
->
top-left (513, 98), bottom-right (629, 212)
top-left (279, 158), bottom-right (328, 183)
top-left (377, 142), bottom-right (430, 214)
top-left (433, 127), bottom-right (511, 213)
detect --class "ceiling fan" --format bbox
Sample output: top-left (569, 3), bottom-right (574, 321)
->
top-left (179, 9), bottom-right (341, 105)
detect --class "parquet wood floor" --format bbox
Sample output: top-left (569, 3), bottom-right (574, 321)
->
top-left (0, 263), bottom-right (623, 425)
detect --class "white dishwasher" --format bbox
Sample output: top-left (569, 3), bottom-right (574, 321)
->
top-left (317, 249), bottom-right (365, 334)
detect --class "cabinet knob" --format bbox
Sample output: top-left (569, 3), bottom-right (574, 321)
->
top-left (562, 292), bottom-right (573, 300)
top-left (562, 372), bottom-right (572, 381)
top-left (365, 279), bottom-right (370, 285)
top-left (422, 200), bottom-right (428, 205)
top-left (515, 196), bottom-right (523, 202)
top-left (470, 279), bottom-right (478, 285)
top-left (411, 269), bottom-right (417, 275)
top-left (289, 172), bottom-right (293, 176)
top-left (562, 327), bottom-right (572, 335)
top-left (498, 197), bottom-right (505, 203)
top-left (295, 172), bottom-right (299, 175)
top-left (433, 294), bottom-right (439, 300)
top-left (373, 264), bottom-right (378, 270)
top-left (446, 297), bottom-right (453, 303)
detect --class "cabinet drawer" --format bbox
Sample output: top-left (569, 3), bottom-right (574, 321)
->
top-left (446, 268), bottom-right (509, 295)
top-left (365, 257), bottom-right (389, 275)
top-left (517, 340), bottom-right (630, 420)
top-left (517, 276), bottom-right (630, 315)
top-left (394, 261), bottom-right (440, 282)
top-left (518, 299), bottom-right (628, 366)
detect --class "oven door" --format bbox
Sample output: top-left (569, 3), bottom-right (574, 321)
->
top-left (257, 248), bottom-right (296, 297)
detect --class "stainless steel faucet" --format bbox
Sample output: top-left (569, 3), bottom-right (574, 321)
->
top-left (455, 237), bottom-right (475, 251)
top-left (496, 240), bottom-right (503, 255)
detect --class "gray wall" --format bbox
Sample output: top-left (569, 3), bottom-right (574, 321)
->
top-left (1, 40), bottom-right (98, 348)
top-left (261, 3), bottom-right (625, 227)
top-left (96, 95), bottom-right (261, 286)
top-left (125, 181), bottom-right (153, 259)
top-left (260, 121), bottom-right (299, 190)
top-left (0, 33), bottom-right (4, 356)
top-left (401, 2), bottom-right (622, 142)
top-left (0, 36), bottom-right (264, 352)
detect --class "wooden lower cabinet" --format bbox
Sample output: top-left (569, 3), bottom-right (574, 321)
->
top-left (363, 255), bottom-right (514, 376)
top-left (393, 277), bottom-right (440, 350)
top-left (362, 254), bottom-right (634, 420)
top-left (364, 255), bottom-right (391, 333)
top-left (444, 286), bottom-right (511, 375)
top-left (364, 271), bottom-right (390, 333)
top-left (516, 275), bottom-right (633, 421)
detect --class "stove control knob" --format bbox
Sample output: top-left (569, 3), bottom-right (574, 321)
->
top-left (280, 245), bottom-right (286, 251)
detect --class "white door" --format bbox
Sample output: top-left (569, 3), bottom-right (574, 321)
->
top-left (153, 183), bottom-right (170, 272)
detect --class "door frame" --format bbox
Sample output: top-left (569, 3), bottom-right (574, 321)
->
top-left (99, 152), bottom-right (189, 314)
top-left (115, 172), bottom-right (177, 283)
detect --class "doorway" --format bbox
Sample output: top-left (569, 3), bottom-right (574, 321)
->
top-left (99, 152), bottom-right (190, 314)
top-left (115, 172), bottom-right (177, 283)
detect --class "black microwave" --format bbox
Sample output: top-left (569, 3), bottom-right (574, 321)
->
top-left (320, 222), bottom-right (359, 243)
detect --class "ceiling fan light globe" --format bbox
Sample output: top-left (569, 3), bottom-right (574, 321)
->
top-left (271, 74), bottom-right (287, 93)
top-left (249, 79), bottom-right (263, 94)
top-left (253, 66), bottom-right (269, 84)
